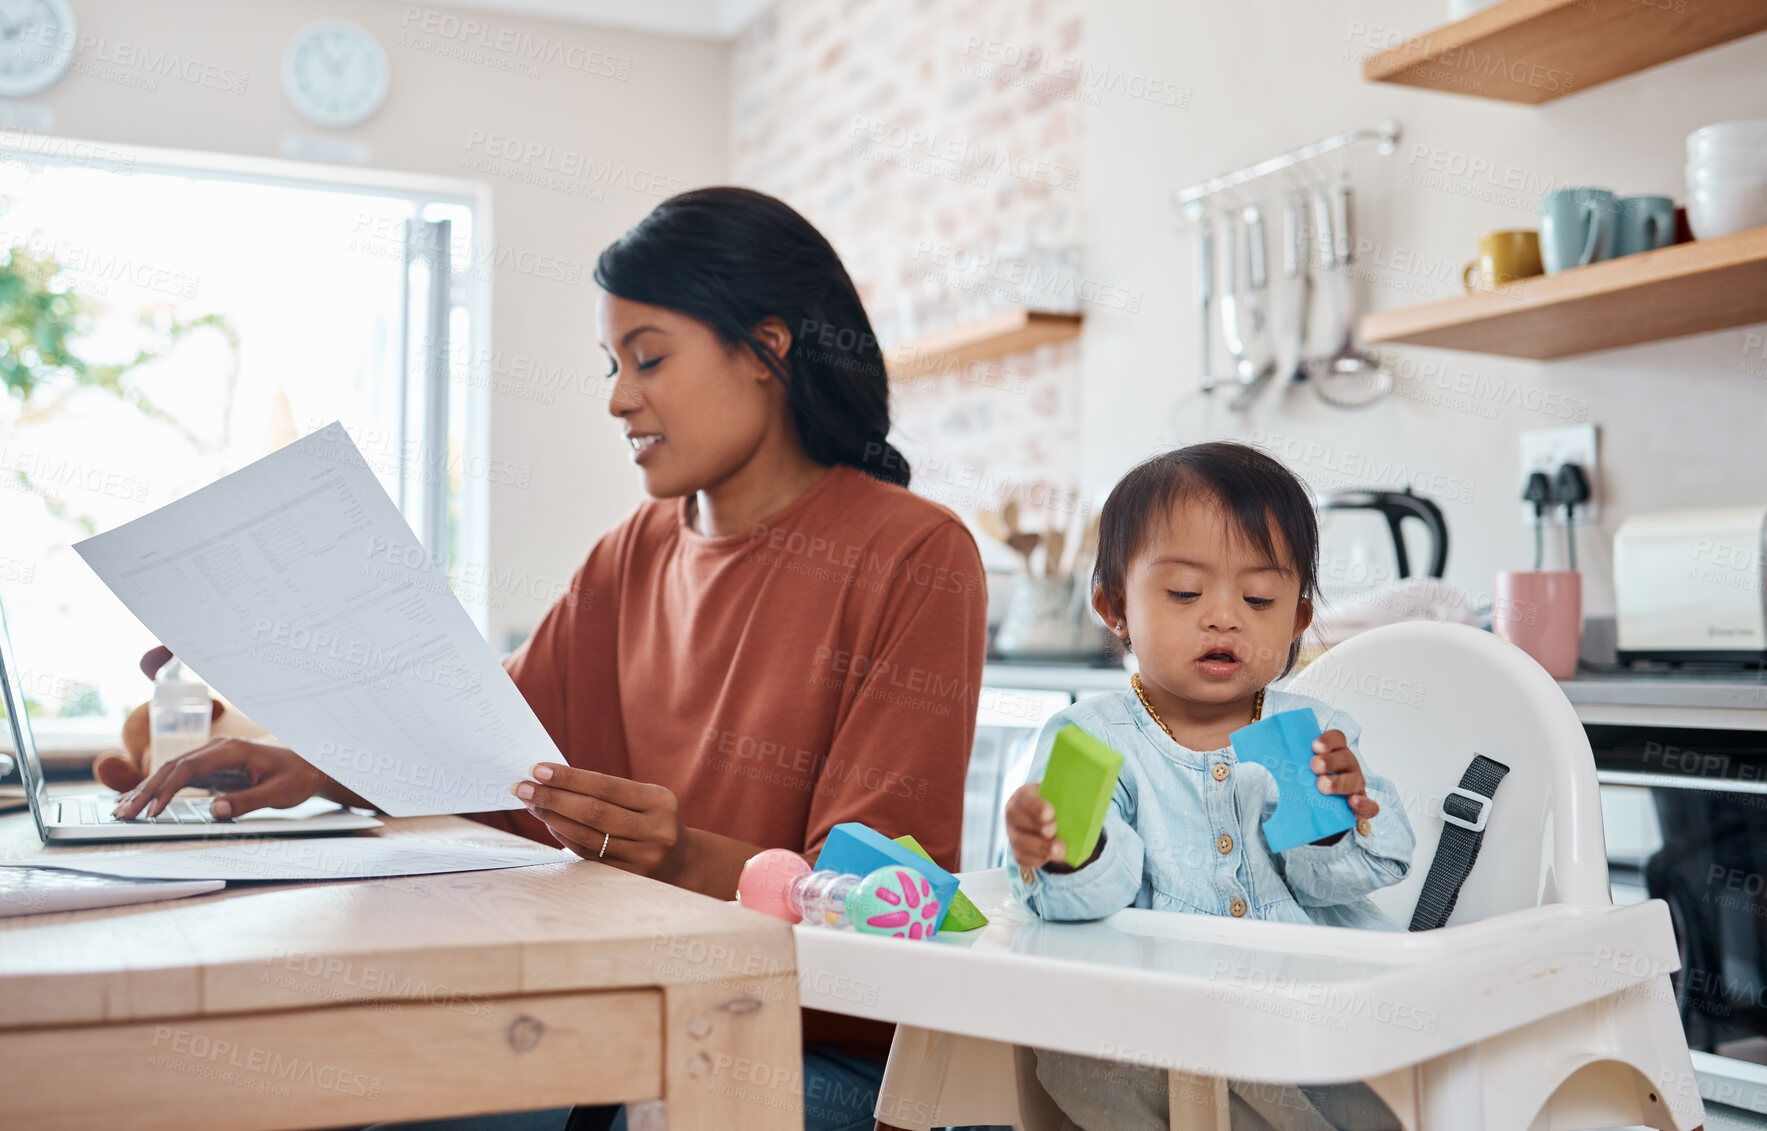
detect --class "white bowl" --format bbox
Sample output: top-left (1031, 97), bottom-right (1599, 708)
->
top-left (1688, 149), bottom-right (1767, 179)
top-left (1687, 162), bottom-right (1767, 188)
top-left (1687, 119), bottom-right (1767, 163)
top-left (1687, 179), bottom-right (1767, 240)
top-left (1687, 118), bottom-right (1767, 147)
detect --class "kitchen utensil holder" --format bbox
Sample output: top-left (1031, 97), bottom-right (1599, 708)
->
top-left (992, 575), bottom-right (1115, 661)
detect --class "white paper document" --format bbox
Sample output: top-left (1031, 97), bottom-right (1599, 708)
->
top-left (74, 422), bottom-right (562, 816)
top-left (7, 836), bottom-right (571, 881)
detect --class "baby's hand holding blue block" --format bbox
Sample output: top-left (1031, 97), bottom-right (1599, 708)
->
top-left (1229, 709), bottom-right (1357, 853)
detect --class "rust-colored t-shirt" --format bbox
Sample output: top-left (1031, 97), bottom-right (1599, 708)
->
top-left (480, 462), bottom-right (986, 1059)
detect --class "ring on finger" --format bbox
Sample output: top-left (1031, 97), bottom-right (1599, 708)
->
top-left (599, 831), bottom-right (610, 859)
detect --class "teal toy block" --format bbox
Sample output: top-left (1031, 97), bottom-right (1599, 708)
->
top-left (1038, 724), bottom-right (1125, 867)
top-left (1229, 709), bottom-right (1356, 853)
top-left (815, 822), bottom-right (957, 932)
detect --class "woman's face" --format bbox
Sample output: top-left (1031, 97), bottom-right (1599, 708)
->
top-left (597, 293), bottom-right (786, 499)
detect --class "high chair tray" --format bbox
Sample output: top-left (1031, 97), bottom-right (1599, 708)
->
top-left (792, 867), bottom-right (1680, 1084)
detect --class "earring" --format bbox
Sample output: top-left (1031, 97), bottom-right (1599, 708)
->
top-left (1116, 622), bottom-right (1125, 634)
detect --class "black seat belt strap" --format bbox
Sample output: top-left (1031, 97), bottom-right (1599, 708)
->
top-left (1408, 754), bottom-right (1510, 932)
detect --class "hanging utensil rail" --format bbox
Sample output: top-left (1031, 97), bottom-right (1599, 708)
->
top-left (1174, 120), bottom-right (1402, 217)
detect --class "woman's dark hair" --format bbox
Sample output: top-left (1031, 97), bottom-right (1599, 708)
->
top-left (1093, 442), bottom-right (1319, 674)
top-left (594, 186), bottom-right (909, 488)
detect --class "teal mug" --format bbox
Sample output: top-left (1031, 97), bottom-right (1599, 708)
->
top-left (1615, 195), bottom-right (1676, 257)
top-left (1540, 187), bottom-right (1618, 273)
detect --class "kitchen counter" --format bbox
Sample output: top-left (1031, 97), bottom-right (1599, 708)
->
top-left (1560, 667), bottom-right (1767, 731)
top-left (983, 655), bottom-right (1767, 730)
top-left (981, 660), bottom-right (1130, 694)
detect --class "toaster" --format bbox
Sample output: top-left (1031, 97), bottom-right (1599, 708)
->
top-left (1614, 506), bottom-right (1767, 665)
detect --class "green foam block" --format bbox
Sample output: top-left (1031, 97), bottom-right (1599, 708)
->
top-left (1039, 724), bottom-right (1125, 866)
top-left (892, 834), bottom-right (988, 932)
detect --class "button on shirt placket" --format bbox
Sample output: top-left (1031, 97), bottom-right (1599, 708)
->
top-left (1208, 757), bottom-right (1251, 918)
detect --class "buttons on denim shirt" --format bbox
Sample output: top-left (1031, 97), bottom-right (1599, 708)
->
top-left (1356, 817), bottom-right (1372, 837)
top-left (1020, 866), bottom-right (1036, 885)
top-left (1229, 898), bottom-right (1247, 917)
top-left (1211, 762), bottom-right (1230, 782)
top-left (1216, 833), bottom-right (1234, 855)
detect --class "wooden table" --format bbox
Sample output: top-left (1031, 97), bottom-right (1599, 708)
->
top-left (0, 809), bottom-right (801, 1130)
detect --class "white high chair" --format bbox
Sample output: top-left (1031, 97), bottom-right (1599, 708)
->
top-left (875, 621), bottom-right (1704, 1131)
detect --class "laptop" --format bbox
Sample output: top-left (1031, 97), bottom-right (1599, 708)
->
top-left (0, 596), bottom-right (382, 843)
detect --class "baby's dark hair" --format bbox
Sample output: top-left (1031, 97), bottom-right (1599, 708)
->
top-left (1092, 441), bottom-right (1319, 674)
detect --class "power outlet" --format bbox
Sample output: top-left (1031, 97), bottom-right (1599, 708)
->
top-left (1519, 423), bottom-right (1598, 527)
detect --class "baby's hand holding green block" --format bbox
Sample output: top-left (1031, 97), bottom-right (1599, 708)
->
top-left (1006, 724), bottom-right (1124, 872)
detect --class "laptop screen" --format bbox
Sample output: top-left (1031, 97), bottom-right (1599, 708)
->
top-left (0, 595), bottom-right (51, 840)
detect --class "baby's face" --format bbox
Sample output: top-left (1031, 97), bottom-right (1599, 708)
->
top-left (1119, 494), bottom-right (1309, 708)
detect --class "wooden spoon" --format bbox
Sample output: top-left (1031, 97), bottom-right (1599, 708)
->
top-left (1042, 528), bottom-right (1066, 579)
top-left (1069, 510), bottom-right (1102, 582)
top-left (976, 509), bottom-right (1012, 547)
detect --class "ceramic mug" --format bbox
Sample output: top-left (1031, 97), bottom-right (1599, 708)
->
top-left (1493, 570), bottom-right (1582, 679)
top-left (1540, 188), bottom-right (1618, 273)
top-left (1615, 195), bottom-right (1676, 257)
top-left (1462, 230), bottom-right (1543, 292)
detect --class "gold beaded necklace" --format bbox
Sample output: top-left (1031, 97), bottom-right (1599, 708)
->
top-left (1131, 672), bottom-right (1263, 744)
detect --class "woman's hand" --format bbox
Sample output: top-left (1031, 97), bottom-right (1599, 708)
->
top-left (1005, 782), bottom-right (1066, 870)
top-left (513, 763), bottom-right (690, 879)
top-left (1310, 729), bottom-right (1381, 820)
top-left (111, 738), bottom-right (332, 820)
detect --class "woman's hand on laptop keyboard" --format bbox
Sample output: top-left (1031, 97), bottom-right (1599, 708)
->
top-left (111, 738), bottom-right (335, 821)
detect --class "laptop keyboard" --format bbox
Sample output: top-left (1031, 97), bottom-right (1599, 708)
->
top-left (60, 797), bottom-right (217, 825)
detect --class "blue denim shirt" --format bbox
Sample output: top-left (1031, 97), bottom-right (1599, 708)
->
top-left (1010, 687), bottom-right (1415, 930)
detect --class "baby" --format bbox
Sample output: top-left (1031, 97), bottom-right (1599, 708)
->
top-left (1005, 442), bottom-right (1416, 1131)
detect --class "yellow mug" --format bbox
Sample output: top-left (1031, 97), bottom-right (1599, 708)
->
top-left (1462, 230), bottom-right (1544, 292)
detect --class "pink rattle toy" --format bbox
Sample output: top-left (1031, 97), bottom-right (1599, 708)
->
top-left (737, 848), bottom-right (942, 940)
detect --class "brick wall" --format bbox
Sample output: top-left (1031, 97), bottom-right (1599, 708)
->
top-left (731, 0), bottom-right (1087, 540)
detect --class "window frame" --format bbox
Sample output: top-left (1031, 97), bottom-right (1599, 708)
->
top-left (0, 131), bottom-right (496, 754)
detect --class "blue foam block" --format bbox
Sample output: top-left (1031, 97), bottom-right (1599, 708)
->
top-left (814, 822), bottom-right (958, 932)
top-left (1229, 709), bottom-right (1357, 854)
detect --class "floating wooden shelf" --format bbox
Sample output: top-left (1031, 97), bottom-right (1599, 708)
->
top-left (1360, 225), bottom-right (1767, 359)
top-left (886, 309), bottom-right (1082, 380)
top-left (1362, 0), bottom-right (1767, 105)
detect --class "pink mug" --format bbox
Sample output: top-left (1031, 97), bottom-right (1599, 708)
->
top-left (1493, 570), bottom-right (1582, 679)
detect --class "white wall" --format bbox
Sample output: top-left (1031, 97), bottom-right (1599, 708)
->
top-left (36, 0), bottom-right (1767, 638)
top-left (1082, 0), bottom-right (1767, 617)
top-left (27, 0), bottom-right (729, 645)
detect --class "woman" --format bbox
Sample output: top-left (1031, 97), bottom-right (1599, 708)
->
top-left (115, 187), bottom-right (989, 1131)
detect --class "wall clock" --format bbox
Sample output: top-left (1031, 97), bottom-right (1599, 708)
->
top-left (282, 19), bottom-right (389, 129)
top-left (0, 0), bottom-right (77, 98)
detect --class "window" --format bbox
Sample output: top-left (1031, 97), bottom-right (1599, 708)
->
top-left (0, 135), bottom-right (491, 754)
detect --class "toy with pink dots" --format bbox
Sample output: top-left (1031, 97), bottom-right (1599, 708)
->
top-left (737, 848), bottom-right (943, 941)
